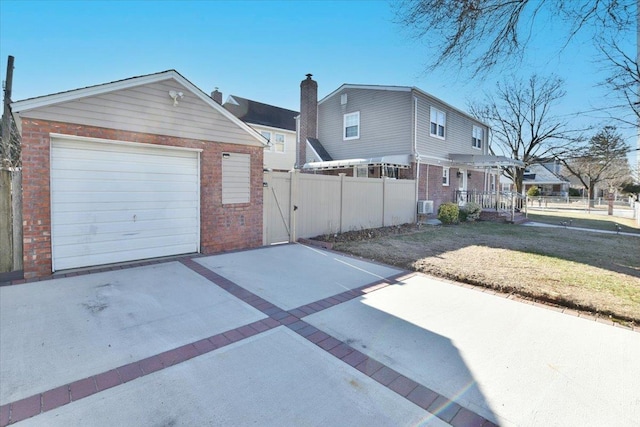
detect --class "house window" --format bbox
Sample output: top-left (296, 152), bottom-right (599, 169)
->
top-left (384, 166), bottom-right (398, 179)
top-left (442, 167), bottom-right (450, 186)
top-left (222, 152), bottom-right (250, 204)
top-left (261, 131), bottom-right (271, 148)
top-left (430, 107), bottom-right (446, 138)
top-left (274, 133), bottom-right (285, 152)
top-left (472, 126), bottom-right (483, 149)
top-left (344, 112), bottom-right (360, 140)
top-left (356, 165), bottom-right (368, 177)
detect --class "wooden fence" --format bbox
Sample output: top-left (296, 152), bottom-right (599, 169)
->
top-left (0, 169), bottom-right (22, 277)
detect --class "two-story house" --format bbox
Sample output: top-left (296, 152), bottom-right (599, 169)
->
top-left (222, 93), bottom-right (297, 172)
top-left (297, 74), bottom-right (521, 211)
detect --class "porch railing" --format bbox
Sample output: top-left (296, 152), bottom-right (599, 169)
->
top-left (455, 190), bottom-right (527, 221)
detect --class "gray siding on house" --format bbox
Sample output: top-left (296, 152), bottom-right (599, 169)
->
top-left (317, 88), bottom-right (413, 161)
top-left (414, 91), bottom-right (488, 161)
top-left (19, 80), bottom-right (260, 146)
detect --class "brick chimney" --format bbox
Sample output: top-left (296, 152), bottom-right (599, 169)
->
top-left (298, 73), bottom-right (317, 168)
top-left (211, 88), bottom-right (222, 104)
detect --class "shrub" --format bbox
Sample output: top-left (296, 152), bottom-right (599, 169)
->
top-left (460, 202), bottom-right (482, 222)
top-left (438, 203), bottom-right (459, 225)
top-left (569, 187), bottom-right (581, 197)
top-left (527, 186), bottom-right (540, 197)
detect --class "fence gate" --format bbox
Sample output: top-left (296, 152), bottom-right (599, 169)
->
top-left (263, 171), bottom-right (292, 245)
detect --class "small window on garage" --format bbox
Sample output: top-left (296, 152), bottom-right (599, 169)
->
top-left (222, 152), bottom-right (250, 204)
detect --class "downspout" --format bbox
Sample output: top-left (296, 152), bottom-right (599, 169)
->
top-left (413, 95), bottom-right (421, 222)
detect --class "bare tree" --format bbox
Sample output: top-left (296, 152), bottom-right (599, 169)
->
top-left (598, 37), bottom-right (640, 123)
top-left (0, 119), bottom-right (20, 168)
top-left (469, 74), bottom-right (577, 193)
top-left (560, 126), bottom-right (630, 203)
top-left (394, 0), bottom-right (634, 77)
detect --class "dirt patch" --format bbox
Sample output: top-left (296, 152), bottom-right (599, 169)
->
top-left (312, 223), bottom-right (424, 243)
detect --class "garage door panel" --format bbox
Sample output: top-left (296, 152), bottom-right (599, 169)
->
top-left (52, 200), bottom-right (199, 213)
top-left (52, 190), bottom-right (199, 204)
top-left (54, 233), bottom-right (198, 261)
top-left (52, 140), bottom-right (197, 160)
top-left (52, 178), bottom-right (198, 194)
top-left (52, 157), bottom-right (198, 175)
top-left (53, 208), bottom-right (198, 227)
top-left (51, 138), bottom-right (200, 271)
top-left (54, 243), bottom-right (198, 271)
top-left (52, 168), bottom-right (198, 183)
top-left (53, 227), bottom-right (198, 248)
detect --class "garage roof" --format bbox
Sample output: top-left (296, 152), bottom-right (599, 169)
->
top-left (11, 70), bottom-right (268, 146)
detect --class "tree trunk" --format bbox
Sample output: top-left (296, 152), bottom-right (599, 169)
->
top-left (514, 167), bottom-right (524, 194)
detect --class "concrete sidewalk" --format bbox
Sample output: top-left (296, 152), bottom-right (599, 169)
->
top-left (523, 221), bottom-right (640, 237)
top-left (2, 244), bottom-right (638, 426)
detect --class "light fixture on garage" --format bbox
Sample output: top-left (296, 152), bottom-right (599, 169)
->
top-left (169, 90), bottom-right (184, 106)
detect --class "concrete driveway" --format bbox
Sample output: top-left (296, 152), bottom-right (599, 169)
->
top-left (1, 244), bottom-right (638, 426)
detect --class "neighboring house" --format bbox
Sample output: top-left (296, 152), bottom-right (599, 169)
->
top-left (297, 74), bottom-right (521, 211)
top-left (222, 94), bottom-right (297, 171)
top-left (11, 70), bottom-right (267, 279)
top-left (501, 162), bottom-right (570, 196)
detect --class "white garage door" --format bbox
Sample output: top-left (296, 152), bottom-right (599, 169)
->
top-left (50, 137), bottom-right (200, 271)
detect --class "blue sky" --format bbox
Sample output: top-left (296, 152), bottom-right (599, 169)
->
top-left (0, 0), bottom-right (636, 164)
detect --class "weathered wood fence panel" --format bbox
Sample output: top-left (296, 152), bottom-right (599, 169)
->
top-left (0, 169), bottom-right (22, 274)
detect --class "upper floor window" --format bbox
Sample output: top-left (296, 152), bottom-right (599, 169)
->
top-left (261, 131), bottom-right (271, 145)
top-left (274, 133), bottom-right (285, 152)
top-left (430, 107), bottom-right (446, 139)
top-left (344, 112), bottom-right (360, 140)
top-left (472, 126), bottom-right (483, 149)
top-left (442, 167), bottom-right (450, 186)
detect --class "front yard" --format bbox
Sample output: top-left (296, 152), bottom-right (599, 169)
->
top-left (320, 221), bottom-right (640, 326)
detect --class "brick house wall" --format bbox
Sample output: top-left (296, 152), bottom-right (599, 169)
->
top-left (412, 163), bottom-right (486, 211)
top-left (21, 118), bottom-right (263, 279)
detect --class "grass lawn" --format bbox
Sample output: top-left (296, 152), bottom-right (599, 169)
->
top-left (325, 221), bottom-right (640, 325)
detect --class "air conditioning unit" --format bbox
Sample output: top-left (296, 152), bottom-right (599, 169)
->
top-left (417, 200), bottom-right (434, 214)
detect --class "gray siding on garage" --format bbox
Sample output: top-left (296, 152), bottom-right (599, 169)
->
top-left (414, 91), bottom-right (489, 161)
top-left (317, 88), bottom-right (413, 162)
top-left (18, 80), bottom-right (259, 146)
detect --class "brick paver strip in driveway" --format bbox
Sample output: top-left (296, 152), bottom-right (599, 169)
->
top-left (0, 262), bottom-right (265, 406)
top-left (0, 248), bottom-right (500, 426)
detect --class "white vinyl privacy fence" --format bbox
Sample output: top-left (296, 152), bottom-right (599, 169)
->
top-left (263, 170), bottom-right (416, 245)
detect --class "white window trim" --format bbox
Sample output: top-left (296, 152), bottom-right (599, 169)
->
top-left (273, 133), bottom-right (285, 153)
top-left (343, 111), bottom-right (360, 141)
top-left (355, 165), bottom-right (368, 177)
top-left (472, 125), bottom-right (483, 150)
top-left (442, 166), bottom-right (450, 186)
top-left (430, 107), bottom-right (446, 139)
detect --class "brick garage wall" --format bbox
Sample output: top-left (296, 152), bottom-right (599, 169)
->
top-left (20, 118), bottom-right (263, 279)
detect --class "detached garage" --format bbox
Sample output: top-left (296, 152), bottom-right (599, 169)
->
top-left (12, 70), bottom-right (267, 279)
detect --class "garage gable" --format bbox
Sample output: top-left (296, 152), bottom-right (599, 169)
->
top-left (11, 70), bottom-right (267, 147)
